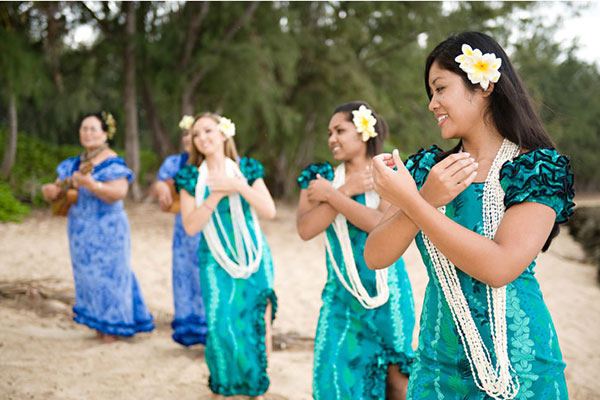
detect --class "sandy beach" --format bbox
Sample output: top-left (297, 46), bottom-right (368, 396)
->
top-left (1, 200), bottom-right (599, 399)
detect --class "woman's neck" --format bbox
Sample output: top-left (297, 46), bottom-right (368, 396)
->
top-left (344, 155), bottom-right (370, 174)
top-left (204, 152), bottom-right (226, 172)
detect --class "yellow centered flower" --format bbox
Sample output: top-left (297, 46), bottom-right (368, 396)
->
top-left (351, 105), bottom-right (378, 142)
top-left (218, 116), bottom-right (236, 138)
top-left (455, 43), bottom-right (502, 90)
top-left (178, 115), bottom-right (194, 131)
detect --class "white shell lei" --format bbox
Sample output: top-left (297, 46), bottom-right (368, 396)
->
top-left (195, 158), bottom-right (263, 279)
top-left (324, 163), bottom-right (390, 309)
top-left (420, 139), bottom-right (521, 399)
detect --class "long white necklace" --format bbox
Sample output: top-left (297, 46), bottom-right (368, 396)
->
top-left (420, 138), bottom-right (521, 399)
top-left (324, 163), bottom-right (390, 309)
top-left (195, 158), bottom-right (263, 279)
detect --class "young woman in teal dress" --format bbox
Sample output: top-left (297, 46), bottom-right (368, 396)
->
top-left (151, 115), bottom-right (207, 347)
top-left (365, 32), bottom-right (574, 399)
top-left (296, 101), bottom-right (415, 399)
top-left (42, 112), bottom-right (154, 343)
top-left (174, 112), bottom-right (277, 399)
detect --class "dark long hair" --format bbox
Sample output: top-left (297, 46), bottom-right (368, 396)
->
top-left (425, 32), bottom-right (559, 251)
top-left (332, 101), bottom-right (388, 157)
top-left (425, 31), bottom-right (555, 158)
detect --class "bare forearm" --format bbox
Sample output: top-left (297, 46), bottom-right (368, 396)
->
top-left (402, 195), bottom-right (531, 287)
top-left (297, 202), bottom-right (337, 240)
top-left (365, 209), bottom-right (420, 269)
top-left (238, 182), bottom-right (276, 219)
top-left (91, 180), bottom-right (128, 203)
top-left (181, 193), bottom-right (221, 235)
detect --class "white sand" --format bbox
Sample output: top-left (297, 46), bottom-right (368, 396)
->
top-left (0, 201), bottom-right (598, 399)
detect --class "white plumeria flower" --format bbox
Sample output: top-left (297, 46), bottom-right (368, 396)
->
top-left (455, 43), bottom-right (502, 90)
top-left (218, 116), bottom-right (236, 138)
top-left (352, 105), bottom-right (378, 142)
top-left (178, 115), bottom-right (194, 131)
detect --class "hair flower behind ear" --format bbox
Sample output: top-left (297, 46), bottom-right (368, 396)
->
top-left (101, 111), bottom-right (117, 139)
top-left (455, 43), bottom-right (502, 90)
top-left (178, 115), bottom-right (194, 131)
top-left (218, 116), bottom-right (236, 138)
top-left (352, 105), bottom-right (378, 142)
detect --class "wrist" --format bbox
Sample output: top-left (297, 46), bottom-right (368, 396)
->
top-left (94, 180), bottom-right (103, 193)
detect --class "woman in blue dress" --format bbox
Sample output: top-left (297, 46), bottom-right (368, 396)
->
top-left (174, 112), bottom-right (276, 399)
top-left (151, 115), bottom-right (207, 346)
top-left (365, 32), bottom-right (574, 399)
top-left (42, 112), bottom-right (154, 343)
top-left (296, 101), bottom-right (415, 399)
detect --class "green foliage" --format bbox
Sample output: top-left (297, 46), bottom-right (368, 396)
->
top-left (0, 182), bottom-right (30, 222)
top-left (2, 1), bottom-right (598, 199)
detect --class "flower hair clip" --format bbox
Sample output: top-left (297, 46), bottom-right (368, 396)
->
top-left (455, 43), bottom-right (502, 90)
top-left (178, 115), bottom-right (194, 131)
top-left (352, 105), bottom-right (378, 142)
top-left (101, 111), bottom-right (117, 139)
top-left (218, 116), bottom-right (236, 139)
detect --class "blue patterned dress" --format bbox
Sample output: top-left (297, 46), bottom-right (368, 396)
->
top-left (405, 147), bottom-right (575, 400)
top-left (157, 153), bottom-right (208, 346)
top-left (298, 162), bottom-right (416, 400)
top-left (57, 156), bottom-right (155, 336)
top-left (174, 157), bottom-right (276, 396)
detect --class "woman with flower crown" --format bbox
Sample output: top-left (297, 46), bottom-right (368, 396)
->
top-left (174, 112), bottom-right (277, 399)
top-left (41, 112), bottom-right (155, 343)
top-left (150, 115), bottom-right (208, 347)
top-left (296, 101), bottom-right (415, 399)
top-left (365, 32), bottom-right (573, 399)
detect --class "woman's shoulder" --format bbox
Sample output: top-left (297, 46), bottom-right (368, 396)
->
top-left (56, 156), bottom-right (81, 179)
top-left (297, 161), bottom-right (334, 189)
top-left (239, 156), bottom-right (265, 185)
top-left (174, 164), bottom-right (198, 194)
top-left (158, 153), bottom-right (188, 180)
top-left (500, 148), bottom-right (575, 223)
top-left (94, 156), bottom-right (134, 183)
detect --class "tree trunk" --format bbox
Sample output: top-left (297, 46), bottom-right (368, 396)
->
top-left (142, 77), bottom-right (175, 160)
top-left (0, 92), bottom-right (17, 178)
top-left (124, 2), bottom-right (141, 200)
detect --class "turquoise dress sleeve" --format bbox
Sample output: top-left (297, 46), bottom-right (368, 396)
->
top-left (499, 148), bottom-right (575, 223)
top-left (174, 164), bottom-right (198, 195)
top-left (404, 145), bottom-right (443, 189)
top-left (297, 162), bottom-right (334, 189)
top-left (239, 157), bottom-right (265, 186)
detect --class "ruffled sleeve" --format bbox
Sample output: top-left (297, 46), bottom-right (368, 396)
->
top-left (94, 157), bottom-right (134, 183)
top-left (239, 157), bottom-right (265, 186)
top-left (297, 162), bottom-right (334, 189)
top-left (56, 156), bottom-right (80, 180)
top-left (499, 148), bottom-right (575, 223)
top-left (174, 164), bottom-right (198, 195)
top-left (404, 145), bottom-right (443, 189)
top-left (157, 153), bottom-right (188, 181)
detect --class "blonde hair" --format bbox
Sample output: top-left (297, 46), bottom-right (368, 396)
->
top-left (188, 112), bottom-right (240, 166)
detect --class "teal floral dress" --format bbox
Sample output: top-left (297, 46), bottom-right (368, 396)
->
top-left (405, 147), bottom-right (575, 400)
top-left (174, 157), bottom-right (276, 396)
top-left (298, 162), bottom-right (416, 400)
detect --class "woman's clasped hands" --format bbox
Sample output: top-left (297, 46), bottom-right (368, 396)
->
top-left (371, 149), bottom-right (479, 209)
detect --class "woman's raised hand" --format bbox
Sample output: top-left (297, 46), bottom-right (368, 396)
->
top-left (306, 174), bottom-right (334, 203)
top-left (339, 167), bottom-right (373, 197)
top-left (42, 183), bottom-right (61, 202)
top-left (371, 149), bottom-right (419, 208)
top-left (207, 174), bottom-right (246, 197)
top-left (71, 170), bottom-right (95, 190)
top-left (419, 152), bottom-right (478, 208)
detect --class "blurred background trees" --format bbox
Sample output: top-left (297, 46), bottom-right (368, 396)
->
top-left (1, 1), bottom-right (598, 218)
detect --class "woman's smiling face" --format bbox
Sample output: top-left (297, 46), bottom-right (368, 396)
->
top-left (327, 112), bottom-right (367, 162)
